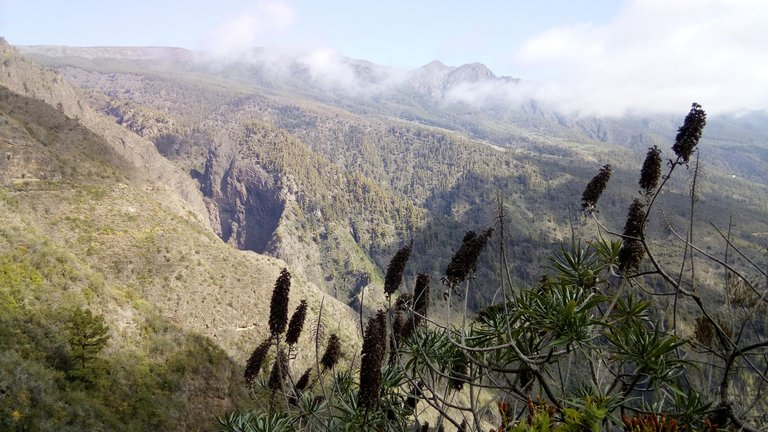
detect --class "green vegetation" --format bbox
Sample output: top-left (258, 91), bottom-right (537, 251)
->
top-left (3, 43), bottom-right (767, 431)
top-left (223, 105), bottom-right (768, 431)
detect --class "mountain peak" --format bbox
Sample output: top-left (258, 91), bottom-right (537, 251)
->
top-left (419, 60), bottom-right (452, 72)
top-left (450, 62), bottom-right (496, 82)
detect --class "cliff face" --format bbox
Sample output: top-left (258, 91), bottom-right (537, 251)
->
top-left (201, 150), bottom-right (285, 253)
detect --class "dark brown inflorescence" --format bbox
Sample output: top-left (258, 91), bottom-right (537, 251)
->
top-left (672, 103), bottom-right (706, 163)
top-left (320, 334), bottom-right (341, 371)
top-left (268, 348), bottom-right (289, 391)
top-left (295, 367), bottom-right (312, 391)
top-left (384, 241), bottom-right (413, 296)
top-left (244, 338), bottom-right (272, 383)
top-left (413, 273), bottom-right (430, 319)
top-left (445, 228), bottom-right (494, 285)
top-left (400, 273), bottom-right (430, 339)
top-left (639, 145), bottom-right (662, 196)
top-left (449, 351), bottom-right (470, 391)
top-left (581, 164), bottom-right (612, 211)
top-left (394, 293), bottom-right (413, 311)
top-left (618, 199), bottom-right (647, 273)
top-left (359, 310), bottom-right (387, 409)
top-left (269, 268), bottom-right (292, 338)
top-left (285, 300), bottom-right (307, 346)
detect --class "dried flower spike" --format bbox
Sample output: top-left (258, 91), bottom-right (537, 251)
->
top-left (359, 310), bottom-right (387, 408)
top-left (320, 334), bottom-right (341, 371)
top-left (581, 164), bottom-right (612, 211)
top-left (244, 338), bottom-right (272, 383)
top-left (413, 273), bottom-right (430, 319)
top-left (384, 241), bottom-right (413, 296)
top-left (618, 199), bottom-right (646, 273)
top-left (445, 228), bottom-right (493, 284)
top-left (269, 268), bottom-right (291, 337)
top-left (268, 348), bottom-right (289, 391)
top-left (639, 146), bottom-right (662, 195)
top-left (295, 368), bottom-right (312, 391)
top-left (672, 103), bottom-right (706, 163)
top-left (285, 300), bottom-right (307, 346)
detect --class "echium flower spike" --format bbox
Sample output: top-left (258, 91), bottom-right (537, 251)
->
top-left (449, 350), bottom-right (470, 391)
top-left (413, 273), bottom-right (430, 319)
top-left (581, 164), bottom-right (612, 211)
top-left (285, 300), bottom-right (307, 346)
top-left (672, 103), bottom-right (706, 163)
top-left (244, 338), bottom-right (272, 383)
top-left (268, 348), bottom-right (289, 391)
top-left (359, 310), bottom-right (387, 409)
top-left (445, 228), bottom-right (494, 284)
top-left (269, 268), bottom-right (291, 338)
top-left (384, 241), bottom-right (413, 296)
top-left (639, 146), bottom-right (662, 196)
top-left (618, 199), bottom-right (647, 273)
top-left (295, 368), bottom-right (312, 391)
top-left (320, 334), bottom-right (341, 371)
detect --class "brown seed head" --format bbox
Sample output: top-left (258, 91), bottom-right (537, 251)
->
top-left (320, 334), bottom-right (341, 371)
top-left (285, 300), bottom-right (307, 346)
top-left (672, 103), bottom-right (706, 163)
top-left (639, 146), bottom-right (662, 195)
top-left (414, 273), bottom-right (430, 318)
top-left (445, 228), bottom-right (494, 284)
top-left (384, 241), bottom-right (413, 296)
top-left (269, 268), bottom-right (291, 337)
top-left (295, 367), bottom-right (312, 391)
top-left (618, 199), bottom-right (647, 273)
top-left (244, 338), bottom-right (272, 383)
top-left (581, 164), bottom-right (612, 211)
top-left (268, 348), bottom-right (289, 391)
top-left (359, 310), bottom-right (387, 409)
top-left (395, 293), bottom-right (413, 310)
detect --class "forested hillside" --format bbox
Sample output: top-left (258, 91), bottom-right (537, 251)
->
top-left (0, 41), bottom-right (361, 431)
top-left (20, 45), bottom-right (768, 312)
top-left (2, 41), bottom-right (768, 430)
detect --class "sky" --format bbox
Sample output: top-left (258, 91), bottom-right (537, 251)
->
top-left (1, 0), bottom-right (767, 115)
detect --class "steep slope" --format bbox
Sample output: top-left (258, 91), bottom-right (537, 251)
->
top-left (1, 44), bottom-right (362, 430)
top-left (17, 44), bottom-right (768, 311)
top-left (0, 39), bottom-right (209, 226)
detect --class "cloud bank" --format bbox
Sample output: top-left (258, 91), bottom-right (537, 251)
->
top-left (516, 0), bottom-right (768, 116)
top-left (207, 0), bottom-right (296, 56)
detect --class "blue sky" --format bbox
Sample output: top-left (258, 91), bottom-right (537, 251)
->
top-left (0, 0), bottom-right (620, 75)
top-left (1, 0), bottom-right (766, 115)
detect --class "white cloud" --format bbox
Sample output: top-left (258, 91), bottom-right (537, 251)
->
top-left (207, 0), bottom-right (296, 56)
top-left (516, 0), bottom-right (768, 116)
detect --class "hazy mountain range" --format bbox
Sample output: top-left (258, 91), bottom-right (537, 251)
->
top-left (1, 39), bottom-right (767, 430)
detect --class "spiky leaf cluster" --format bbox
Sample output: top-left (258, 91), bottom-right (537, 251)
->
top-left (285, 300), bottom-right (307, 346)
top-left (639, 146), bottom-right (662, 195)
top-left (269, 268), bottom-right (292, 338)
top-left (244, 338), bottom-right (272, 383)
top-left (618, 199), bottom-right (646, 273)
top-left (672, 103), bottom-right (706, 163)
top-left (359, 310), bottom-right (387, 409)
top-left (384, 241), bottom-right (412, 296)
top-left (445, 228), bottom-right (493, 284)
top-left (268, 348), bottom-right (289, 391)
top-left (581, 164), bottom-right (612, 211)
top-left (320, 334), bottom-right (341, 371)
